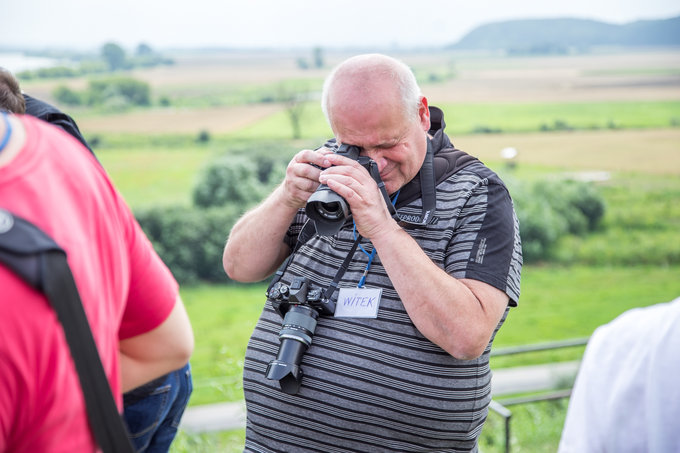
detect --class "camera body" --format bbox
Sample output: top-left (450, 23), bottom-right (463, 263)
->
top-left (265, 277), bottom-right (335, 395)
top-left (306, 143), bottom-right (376, 235)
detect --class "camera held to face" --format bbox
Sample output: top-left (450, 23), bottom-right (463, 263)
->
top-left (306, 143), bottom-right (376, 235)
top-left (265, 277), bottom-right (335, 395)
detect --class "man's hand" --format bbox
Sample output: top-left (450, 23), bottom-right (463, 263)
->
top-left (318, 153), bottom-right (398, 240)
top-left (281, 147), bottom-right (334, 209)
top-left (224, 145), bottom-right (334, 282)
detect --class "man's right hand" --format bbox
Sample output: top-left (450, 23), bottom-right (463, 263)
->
top-left (223, 146), bottom-right (334, 282)
top-left (281, 147), bottom-right (334, 209)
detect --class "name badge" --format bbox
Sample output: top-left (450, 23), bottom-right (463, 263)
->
top-left (334, 287), bottom-right (382, 318)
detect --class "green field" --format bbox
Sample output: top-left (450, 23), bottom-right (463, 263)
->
top-left (224, 99), bottom-right (680, 139)
top-left (27, 49), bottom-right (679, 452)
top-left (182, 262), bottom-right (680, 406)
top-left (97, 120), bottom-right (678, 453)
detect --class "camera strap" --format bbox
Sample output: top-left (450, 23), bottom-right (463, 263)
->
top-left (417, 138), bottom-right (436, 224)
top-left (267, 227), bottom-right (362, 303)
top-left (322, 237), bottom-right (362, 302)
top-left (392, 138), bottom-right (437, 226)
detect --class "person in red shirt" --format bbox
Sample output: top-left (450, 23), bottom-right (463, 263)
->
top-left (0, 110), bottom-right (193, 451)
top-left (0, 66), bottom-right (194, 452)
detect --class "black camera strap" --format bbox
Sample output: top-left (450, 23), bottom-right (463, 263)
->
top-left (321, 236), bottom-right (362, 302)
top-left (267, 228), bottom-right (362, 304)
top-left (0, 209), bottom-right (135, 453)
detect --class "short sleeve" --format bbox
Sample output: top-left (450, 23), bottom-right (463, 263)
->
top-left (118, 215), bottom-right (179, 340)
top-left (445, 176), bottom-right (522, 304)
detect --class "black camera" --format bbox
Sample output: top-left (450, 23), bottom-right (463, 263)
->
top-left (305, 143), bottom-right (371, 235)
top-left (265, 277), bottom-right (335, 395)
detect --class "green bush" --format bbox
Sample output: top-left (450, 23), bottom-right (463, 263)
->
top-left (192, 155), bottom-right (275, 209)
top-left (88, 77), bottom-right (151, 107)
top-left (514, 193), bottom-right (568, 261)
top-left (135, 206), bottom-right (241, 284)
top-left (53, 85), bottom-right (83, 106)
top-left (511, 178), bottom-right (606, 262)
top-left (532, 180), bottom-right (605, 235)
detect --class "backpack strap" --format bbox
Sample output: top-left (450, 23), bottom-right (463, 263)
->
top-left (0, 209), bottom-right (134, 453)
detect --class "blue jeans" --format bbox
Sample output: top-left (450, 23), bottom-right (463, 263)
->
top-left (123, 363), bottom-right (193, 452)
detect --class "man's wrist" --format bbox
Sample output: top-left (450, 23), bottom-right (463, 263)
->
top-left (369, 219), bottom-right (404, 248)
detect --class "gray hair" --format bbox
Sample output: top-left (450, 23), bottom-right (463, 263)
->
top-left (321, 54), bottom-right (422, 127)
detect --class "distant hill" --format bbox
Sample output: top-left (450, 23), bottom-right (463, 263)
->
top-left (449, 16), bottom-right (680, 54)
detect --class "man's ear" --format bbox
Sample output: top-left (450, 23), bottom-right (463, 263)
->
top-left (418, 96), bottom-right (430, 132)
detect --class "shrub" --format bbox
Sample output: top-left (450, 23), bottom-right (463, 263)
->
top-left (87, 77), bottom-right (151, 107)
top-left (196, 130), bottom-right (211, 143)
top-left (192, 155), bottom-right (270, 209)
top-left (510, 178), bottom-right (606, 262)
top-left (514, 191), bottom-right (568, 262)
top-left (53, 85), bottom-right (83, 106)
top-left (135, 206), bottom-right (241, 284)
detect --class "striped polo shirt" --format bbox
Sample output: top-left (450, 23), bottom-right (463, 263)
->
top-left (242, 134), bottom-right (522, 452)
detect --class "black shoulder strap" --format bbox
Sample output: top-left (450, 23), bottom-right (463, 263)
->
top-left (0, 209), bottom-right (134, 453)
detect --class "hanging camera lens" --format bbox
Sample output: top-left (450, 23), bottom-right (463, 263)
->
top-left (265, 304), bottom-right (319, 395)
top-left (265, 277), bottom-right (335, 395)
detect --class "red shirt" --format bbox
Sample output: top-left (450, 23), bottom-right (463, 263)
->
top-left (0, 116), bottom-right (178, 452)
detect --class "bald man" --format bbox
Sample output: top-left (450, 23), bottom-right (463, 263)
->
top-left (224, 53), bottom-right (522, 452)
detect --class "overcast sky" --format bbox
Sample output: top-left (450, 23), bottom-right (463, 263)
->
top-left (2, 0), bottom-right (679, 51)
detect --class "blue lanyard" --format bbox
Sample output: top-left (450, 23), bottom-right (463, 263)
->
top-left (0, 112), bottom-right (12, 153)
top-left (353, 190), bottom-right (400, 288)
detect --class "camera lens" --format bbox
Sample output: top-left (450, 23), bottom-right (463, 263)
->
top-left (306, 186), bottom-right (350, 235)
top-left (316, 201), bottom-right (344, 220)
top-left (265, 304), bottom-right (320, 394)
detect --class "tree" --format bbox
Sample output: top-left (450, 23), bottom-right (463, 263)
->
top-left (278, 83), bottom-right (309, 139)
top-left (136, 43), bottom-right (154, 56)
top-left (101, 42), bottom-right (127, 71)
top-left (313, 47), bottom-right (324, 68)
top-left (192, 156), bottom-right (267, 209)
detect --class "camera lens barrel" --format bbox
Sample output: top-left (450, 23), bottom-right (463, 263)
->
top-left (279, 305), bottom-right (319, 345)
top-left (265, 304), bottom-right (320, 394)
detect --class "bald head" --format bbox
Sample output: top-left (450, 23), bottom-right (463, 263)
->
top-left (321, 54), bottom-right (422, 130)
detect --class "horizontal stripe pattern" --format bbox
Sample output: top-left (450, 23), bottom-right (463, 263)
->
top-left (244, 162), bottom-right (521, 452)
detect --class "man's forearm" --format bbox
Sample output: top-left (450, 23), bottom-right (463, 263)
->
top-left (223, 185), bottom-right (297, 282)
top-left (371, 225), bottom-right (508, 359)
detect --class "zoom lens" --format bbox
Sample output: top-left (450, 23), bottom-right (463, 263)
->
top-left (265, 304), bottom-right (320, 394)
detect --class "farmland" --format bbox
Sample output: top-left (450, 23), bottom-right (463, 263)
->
top-left (18, 47), bottom-right (680, 452)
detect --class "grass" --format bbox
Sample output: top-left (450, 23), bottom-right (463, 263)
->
top-left (97, 145), bottom-right (220, 208)
top-left (181, 264), bottom-right (680, 407)
top-left (92, 126), bottom-right (679, 451)
top-left (481, 398), bottom-right (570, 453)
top-left (440, 100), bottom-right (680, 133)
top-left (171, 429), bottom-right (245, 453)
top-left (180, 284), bottom-right (263, 405)
top-left (174, 262), bottom-right (680, 452)
top-left (224, 100), bottom-right (680, 140)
